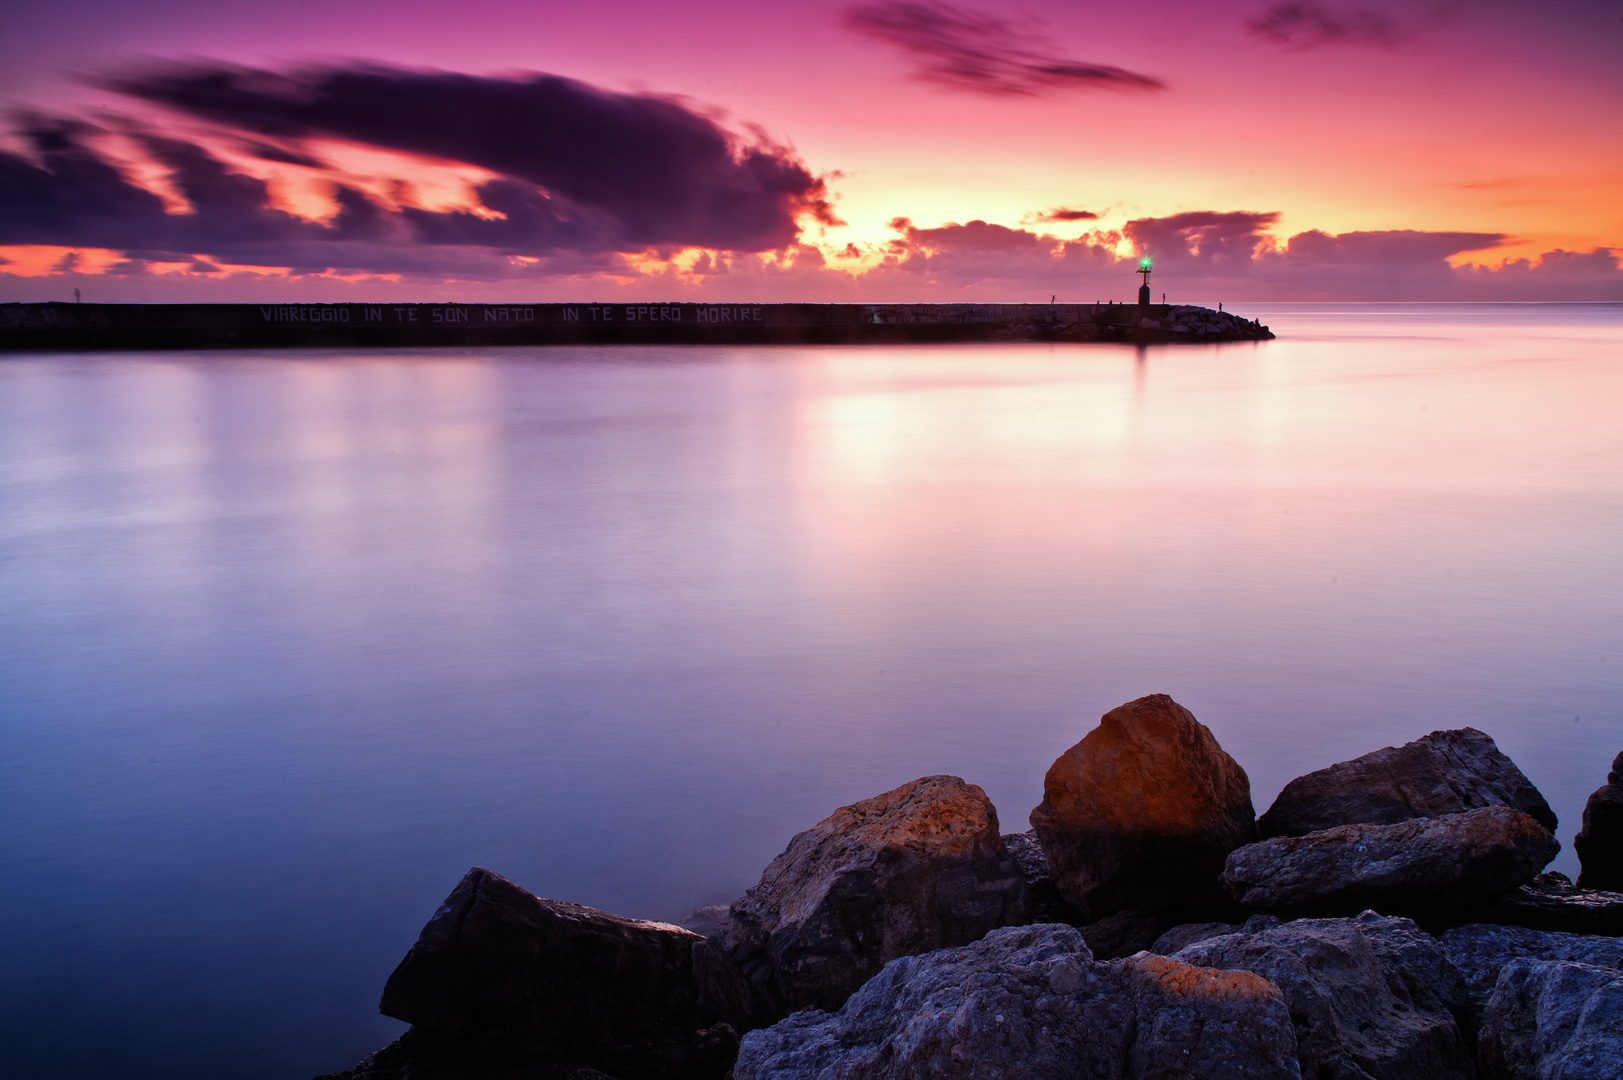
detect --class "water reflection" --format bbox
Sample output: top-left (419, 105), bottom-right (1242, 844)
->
top-left (0, 306), bottom-right (1620, 1079)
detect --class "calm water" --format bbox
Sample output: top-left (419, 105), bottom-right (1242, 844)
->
top-left (2, 304), bottom-right (1621, 1079)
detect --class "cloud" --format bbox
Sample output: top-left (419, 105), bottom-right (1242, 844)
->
top-left (1032, 207), bottom-right (1099, 222)
top-left (1246, 2), bottom-right (1457, 49)
top-left (102, 61), bottom-right (834, 253)
top-left (239, 140), bottom-right (327, 168)
top-left (0, 116), bottom-right (635, 277)
top-left (843, 2), bottom-right (1165, 96)
top-left (1125, 210), bottom-right (1280, 266)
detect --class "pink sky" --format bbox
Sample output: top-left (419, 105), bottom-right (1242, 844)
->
top-left (2, 0), bottom-right (1619, 301)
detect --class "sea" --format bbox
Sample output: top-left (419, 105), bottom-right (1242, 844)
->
top-left (2, 302), bottom-right (1620, 1079)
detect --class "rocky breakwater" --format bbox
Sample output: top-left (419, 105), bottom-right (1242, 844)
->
top-left (1049, 303), bottom-right (1274, 344)
top-left (321, 704), bottom-right (1623, 1080)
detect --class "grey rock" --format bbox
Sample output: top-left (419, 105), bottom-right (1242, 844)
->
top-left (1574, 751), bottom-right (1623, 891)
top-left (377, 868), bottom-right (715, 1080)
top-left (1438, 922), bottom-right (1623, 1027)
top-left (733, 923), bottom-right (1301, 1080)
top-left (1080, 910), bottom-right (1170, 961)
top-left (1224, 806), bottom-right (1560, 915)
top-left (1150, 921), bottom-right (1243, 956)
top-left (1479, 959), bottom-right (1623, 1080)
top-left (677, 906), bottom-right (729, 939)
top-left (1030, 694), bottom-right (1258, 921)
top-left (1173, 911), bottom-right (1474, 1080)
top-left (1464, 871), bottom-right (1623, 936)
top-left (1259, 727), bottom-right (1556, 838)
top-left (692, 775), bottom-right (1027, 1032)
top-left (1002, 829), bottom-right (1083, 925)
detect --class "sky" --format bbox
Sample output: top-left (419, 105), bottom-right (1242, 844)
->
top-left (1, 0), bottom-right (1620, 302)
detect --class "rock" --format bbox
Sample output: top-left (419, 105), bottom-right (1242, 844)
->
top-left (376, 868), bottom-right (717, 1080)
top-left (1459, 871), bottom-right (1623, 936)
top-left (691, 775), bottom-right (1027, 1032)
top-left (1151, 920), bottom-right (1244, 956)
top-left (1438, 922), bottom-right (1623, 1027)
top-left (1080, 910), bottom-right (1170, 961)
top-left (1029, 694), bottom-right (1258, 921)
top-left (1223, 806), bottom-right (1560, 916)
top-left (1173, 911), bottom-right (1475, 1080)
top-left (733, 923), bottom-right (1301, 1080)
top-left (1479, 959), bottom-right (1623, 1080)
top-left (676, 906), bottom-right (729, 939)
top-left (1258, 727), bottom-right (1556, 838)
top-left (1575, 751), bottom-right (1623, 891)
top-left (1001, 829), bottom-right (1082, 925)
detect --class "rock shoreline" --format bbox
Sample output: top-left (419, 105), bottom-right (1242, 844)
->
top-left (318, 695), bottom-right (1622, 1080)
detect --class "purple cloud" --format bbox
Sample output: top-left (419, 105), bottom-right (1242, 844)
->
top-left (844, 2), bottom-right (1165, 96)
top-left (100, 61), bottom-right (835, 252)
top-left (1246, 2), bottom-right (1457, 49)
top-left (1125, 211), bottom-right (1281, 265)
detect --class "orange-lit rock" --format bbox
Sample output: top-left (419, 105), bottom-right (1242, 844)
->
top-left (1029, 694), bottom-right (1257, 920)
top-left (692, 775), bottom-right (1026, 1032)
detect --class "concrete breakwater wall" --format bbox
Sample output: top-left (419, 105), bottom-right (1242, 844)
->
top-left (0, 300), bottom-right (1272, 350)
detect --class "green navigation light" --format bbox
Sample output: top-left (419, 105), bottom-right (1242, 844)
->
top-left (1140, 258), bottom-right (1152, 268)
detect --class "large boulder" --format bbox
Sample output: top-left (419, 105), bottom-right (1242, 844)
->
top-left (1029, 694), bottom-right (1257, 921)
top-left (691, 775), bottom-right (1027, 1032)
top-left (1574, 751), bottom-right (1623, 891)
top-left (1173, 911), bottom-right (1475, 1080)
top-left (1438, 923), bottom-right (1623, 1028)
top-left (733, 923), bottom-right (1301, 1080)
top-left (376, 868), bottom-right (723, 1080)
top-left (1223, 806), bottom-right (1560, 916)
top-left (1478, 959), bottom-right (1623, 1080)
top-left (1258, 727), bottom-right (1556, 838)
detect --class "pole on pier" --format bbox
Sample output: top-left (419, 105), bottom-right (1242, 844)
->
top-left (1136, 257), bottom-right (1152, 306)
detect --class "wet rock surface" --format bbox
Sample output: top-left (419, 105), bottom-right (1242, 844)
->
top-left (1223, 806), bottom-right (1560, 916)
top-left (1030, 694), bottom-right (1258, 921)
top-left (1574, 751), bottom-right (1623, 891)
top-left (1258, 727), bottom-right (1556, 838)
top-left (733, 923), bottom-right (1301, 1080)
top-left (691, 775), bottom-right (1026, 1032)
top-left (1438, 922), bottom-right (1623, 1025)
top-left (1172, 911), bottom-right (1475, 1080)
top-left (1479, 959), bottom-right (1623, 1080)
top-left (375, 868), bottom-right (718, 1080)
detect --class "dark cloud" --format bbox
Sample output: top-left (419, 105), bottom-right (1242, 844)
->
top-left (0, 116), bottom-right (633, 276)
top-left (1125, 210), bottom-right (1280, 265)
top-left (843, 2), bottom-right (1165, 96)
top-left (889, 216), bottom-right (1056, 254)
top-left (102, 61), bottom-right (834, 251)
top-left (1033, 207), bottom-right (1099, 222)
top-left (1277, 228), bottom-right (1504, 264)
top-left (1247, 2), bottom-right (1452, 49)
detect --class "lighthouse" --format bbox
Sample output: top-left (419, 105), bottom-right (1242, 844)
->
top-left (1137, 257), bottom-right (1152, 306)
